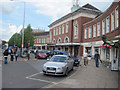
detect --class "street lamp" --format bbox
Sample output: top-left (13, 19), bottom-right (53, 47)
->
top-left (10, 0), bottom-right (26, 56)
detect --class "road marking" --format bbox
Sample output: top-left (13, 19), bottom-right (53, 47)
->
top-left (26, 76), bottom-right (57, 84)
top-left (26, 72), bottom-right (43, 78)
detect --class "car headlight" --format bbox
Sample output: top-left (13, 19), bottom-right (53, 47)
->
top-left (43, 66), bottom-right (46, 69)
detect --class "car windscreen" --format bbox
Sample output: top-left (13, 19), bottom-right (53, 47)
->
top-left (39, 51), bottom-right (45, 54)
top-left (50, 56), bottom-right (67, 62)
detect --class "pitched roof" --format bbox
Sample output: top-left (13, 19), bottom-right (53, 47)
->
top-left (82, 3), bottom-right (101, 12)
top-left (48, 3), bottom-right (102, 28)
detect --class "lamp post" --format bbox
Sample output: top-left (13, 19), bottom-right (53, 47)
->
top-left (10, 0), bottom-right (26, 56)
top-left (22, 2), bottom-right (26, 56)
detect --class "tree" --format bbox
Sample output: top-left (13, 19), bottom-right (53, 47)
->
top-left (24, 24), bottom-right (34, 48)
top-left (8, 24), bottom-right (34, 48)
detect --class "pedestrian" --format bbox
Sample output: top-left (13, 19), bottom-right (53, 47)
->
top-left (83, 50), bottom-right (88, 66)
top-left (27, 49), bottom-right (31, 60)
top-left (94, 51), bottom-right (100, 67)
top-left (3, 49), bottom-right (9, 64)
top-left (10, 48), bottom-right (14, 61)
top-left (15, 48), bottom-right (18, 61)
top-left (17, 47), bottom-right (20, 57)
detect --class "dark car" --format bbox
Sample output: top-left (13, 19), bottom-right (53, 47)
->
top-left (35, 50), bottom-right (47, 59)
top-left (42, 50), bottom-right (51, 57)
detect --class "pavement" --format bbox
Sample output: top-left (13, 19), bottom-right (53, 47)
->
top-left (44, 59), bottom-right (118, 88)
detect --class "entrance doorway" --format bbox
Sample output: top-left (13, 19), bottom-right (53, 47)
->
top-left (74, 46), bottom-right (79, 57)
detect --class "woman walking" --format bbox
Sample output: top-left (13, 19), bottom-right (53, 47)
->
top-left (10, 48), bottom-right (14, 61)
top-left (3, 49), bottom-right (9, 64)
top-left (94, 51), bottom-right (100, 67)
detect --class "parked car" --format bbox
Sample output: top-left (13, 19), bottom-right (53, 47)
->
top-left (35, 50), bottom-right (47, 59)
top-left (42, 55), bottom-right (74, 76)
top-left (42, 50), bottom-right (51, 57)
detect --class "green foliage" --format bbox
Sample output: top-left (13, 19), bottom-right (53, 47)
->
top-left (8, 24), bottom-right (34, 48)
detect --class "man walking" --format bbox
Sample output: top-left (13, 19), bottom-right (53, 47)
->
top-left (94, 51), bottom-right (100, 67)
top-left (3, 49), bottom-right (9, 64)
top-left (83, 50), bottom-right (88, 66)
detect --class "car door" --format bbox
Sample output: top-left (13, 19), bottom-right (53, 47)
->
top-left (67, 57), bottom-right (73, 71)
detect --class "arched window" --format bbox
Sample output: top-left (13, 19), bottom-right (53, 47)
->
top-left (58, 38), bottom-right (62, 43)
top-left (52, 39), bottom-right (56, 43)
top-left (64, 36), bottom-right (69, 43)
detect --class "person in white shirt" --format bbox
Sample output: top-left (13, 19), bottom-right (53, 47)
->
top-left (83, 50), bottom-right (88, 66)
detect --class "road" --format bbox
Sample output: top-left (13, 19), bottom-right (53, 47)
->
top-left (2, 55), bottom-right (78, 88)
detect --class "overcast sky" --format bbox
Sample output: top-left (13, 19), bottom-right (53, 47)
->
top-left (0, 0), bottom-right (114, 41)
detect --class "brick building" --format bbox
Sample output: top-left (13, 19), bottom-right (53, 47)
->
top-left (34, 1), bottom-right (120, 63)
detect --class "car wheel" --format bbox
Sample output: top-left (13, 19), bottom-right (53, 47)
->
top-left (71, 65), bottom-right (74, 71)
top-left (65, 68), bottom-right (68, 76)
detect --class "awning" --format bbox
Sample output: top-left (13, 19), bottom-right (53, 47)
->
top-left (99, 43), bottom-right (114, 48)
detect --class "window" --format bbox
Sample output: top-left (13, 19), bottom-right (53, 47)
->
top-left (62, 24), bottom-right (64, 34)
top-left (93, 24), bottom-right (96, 37)
top-left (56, 27), bottom-right (58, 35)
top-left (42, 38), bottom-right (44, 43)
top-left (59, 26), bottom-right (61, 34)
top-left (58, 38), bottom-right (62, 43)
top-left (64, 36), bottom-right (69, 43)
top-left (66, 23), bottom-right (69, 33)
top-left (74, 21), bottom-right (78, 39)
top-left (89, 26), bottom-right (92, 38)
top-left (84, 28), bottom-right (87, 39)
top-left (54, 28), bottom-right (55, 36)
top-left (115, 6), bottom-right (119, 28)
top-left (50, 31), bottom-right (52, 42)
top-left (39, 38), bottom-right (41, 43)
top-left (102, 20), bottom-right (105, 35)
top-left (37, 38), bottom-right (39, 43)
top-left (111, 11), bottom-right (115, 31)
top-left (53, 39), bottom-right (56, 43)
top-left (106, 16), bottom-right (110, 33)
top-left (97, 22), bottom-right (101, 36)
top-left (44, 38), bottom-right (45, 43)
top-left (34, 39), bottom-right (36, 43)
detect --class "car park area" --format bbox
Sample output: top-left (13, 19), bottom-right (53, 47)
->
top-left (2, 57), bottom-right (78, 88)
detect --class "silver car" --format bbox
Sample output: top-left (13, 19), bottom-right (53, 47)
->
top-left (42, 55), bottom-right (74, 76)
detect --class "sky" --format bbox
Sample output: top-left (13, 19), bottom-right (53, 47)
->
top-left (0, 0), bottom-right (115, 41)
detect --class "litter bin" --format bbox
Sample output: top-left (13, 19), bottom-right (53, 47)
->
top-left (111, 58), bottom-right (118, 71)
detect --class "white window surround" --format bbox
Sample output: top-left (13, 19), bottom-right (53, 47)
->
top-left (39, 38), bottom-right (41, 43)
top-left (106, 16), bottom-right (110, 33)
top-left (102, 20), bottom-right (105, 35)
top-left (74, 21), bottom-right (78, 39)
top-left (111, 11), bottom-right (115, 31)
top-left (93, 24), bottom-right (96, 37)
top-left (56, 28), bottom-right (58, 35)
top-left (97, 22), bottom-right (101, 37)
top-left (58, 38), bottom-right (62, 43)
top-left (59, 26), bottom-right (61, 34)
top-left (84, 28), bottom-right (87, 39)
top-left (64, 36), bottom-right (69, 43)
top-left (66, 23), bottom-right (69, 33)
top-left (115, 6), bottom-right (119, 28)
top-left (62, 24), bottom-right (64, 34)
top-left (54, 28), bottom-right (55, 36)
top-left (89, 26), bottom-right (92, 38)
